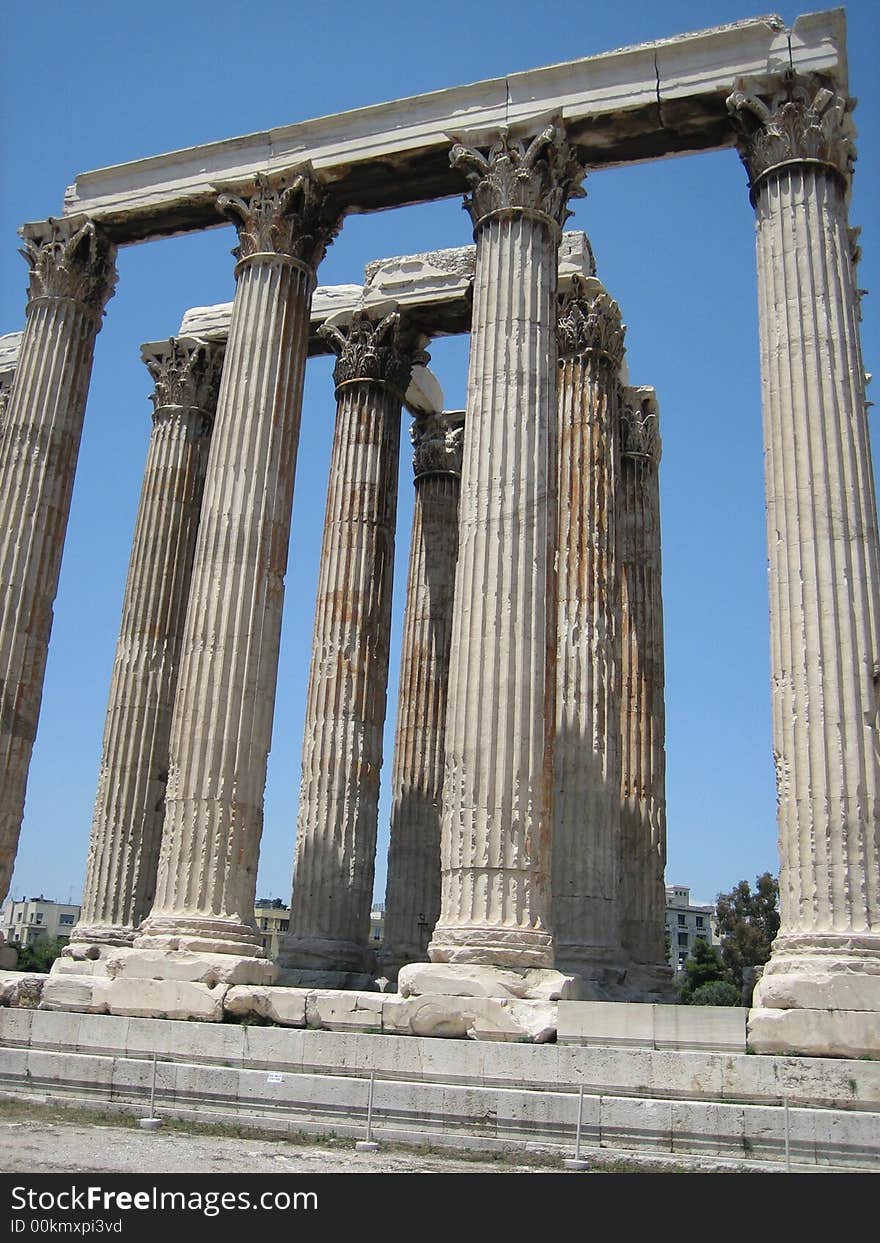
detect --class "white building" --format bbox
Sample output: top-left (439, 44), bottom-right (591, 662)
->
top-left (665, 884), bottom-right (715, 973)
top-left (1, 896), bottom-right (81, 948)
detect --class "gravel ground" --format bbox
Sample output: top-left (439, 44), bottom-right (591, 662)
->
top-left (0, 1114), bottom-right (555, 1175)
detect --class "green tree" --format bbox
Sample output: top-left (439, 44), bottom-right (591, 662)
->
top-left (689, 979), bottom-right (742, 1007)
top-left (680, 937), bottom-right (728, 1003)
top-left (15, 937), bottom-right (66, 973)
top-left (715, 872), bottom-right (780, 1001)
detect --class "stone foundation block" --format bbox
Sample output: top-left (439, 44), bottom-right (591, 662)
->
top-left (224, 985), bottom-right (307, 1027)
top-left (754, 970), bottom-right (880, 1013)
top-left (748, 1006), bottom-right (880, 1059)
top-left (102, 948), bottom-right (277, 987)
top-left (105, 978), bottom-right (228, 1022)
top-left (0, 947), bottom-right (18, 970)
top-left (305, 990), bottom-right (384, 1033)
top-left (653, 1003), bottom-right (746, 1053)
top-left (275, 968), bottom-right (376, 991)
top-left (382, 994), bottom-right (558, 1042)
top-left (398, 962), bottom-right (583, 1001)
top-left (39, 975), bottom-right (112, 1014)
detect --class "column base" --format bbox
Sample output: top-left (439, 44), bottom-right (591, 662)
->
top-left (277, 933), bottom-right (374, 976)
top-left (747, 933), bottom-right (880, 1058)
top-left (554, 942), bottom-right (629, 989)
top-left (428, 925), bottom-right (555, 970)
top-left (399, 961), bottom-right (589, 1001)
top-left (275, 968), bottom-right (378, 991)
top-left (134, 914), bottom-right (266, 958)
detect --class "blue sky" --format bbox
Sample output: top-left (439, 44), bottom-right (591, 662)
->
top-left (0, 1), bottom-right (877, 914)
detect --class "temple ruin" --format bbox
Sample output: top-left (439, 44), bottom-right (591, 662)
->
top-left (0, 9), bottom-right (877, 1072)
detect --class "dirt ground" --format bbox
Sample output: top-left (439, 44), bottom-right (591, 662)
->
top-left (0, 1103), bottom-right (562, 1175)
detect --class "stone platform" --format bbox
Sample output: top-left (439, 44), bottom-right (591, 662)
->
top-left (0, 1008), bottom-right (877, 1171)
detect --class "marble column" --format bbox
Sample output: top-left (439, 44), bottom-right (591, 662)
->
top-left (280, 307), bottom-right (422, 984)
top-left (0, 216), bottom-right (117, 907)
top-left (71, 337), bottom-right (223, 949)
top-left (553, 274), bottom-right (627, 981)
top-left (425, 126), bottom-right (586, 978)
top-left (136, 169), bottom-right (341, 967)
top-left (617, 386), bottom-right (671, 989)
top-left (379, 410), bottom-right (464, 980)
top-left (728, 74), bottom-right (880, 1055)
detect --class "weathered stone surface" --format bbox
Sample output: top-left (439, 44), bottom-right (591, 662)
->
top-left (223, 985), bottom-right (307, 1027)
top-left (39, 975), bottom-right (112, 1014)
top-left (275, 969), bottom-right (376, 992)
top-left (305, 990), bottom-right (384, 1033)
top-left (0, 970), bottom-right (44, 1008)
top-left (748, 1007), bottom-right (880, 1060)
top-left (554, 273), bottom-right (626, 979)
top-left (105, 978), bottom-right (227, 1022)
top-left (557, 1000), bottom-right (747, 1052)
top-left (382, 993), bottom-right (557, 1042)
top-left (398, 962), bottom-right (585, 1001)
top-left (0, 946), bottom-right (18, 971)
top-left (755, 968), bottom-right (880, 1013)
top-left (102, 949), bottom-right (277, 987)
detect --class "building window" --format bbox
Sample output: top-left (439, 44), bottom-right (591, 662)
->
top-left (677, 913), bottom-right (686, 927)
top-left (677, 932), bottom-right (689, 947)
top-left (35, 914), bottom-right (43, 924)
top-left (695, 915), bottom-right (704, 929)
top-left (58, 914), bottom-right (75, 925)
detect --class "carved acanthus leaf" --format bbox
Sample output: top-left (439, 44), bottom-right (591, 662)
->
top-left (726, 71), bottom-right (855, 191)
top-left (217, 168), bottom-right (342, 268)
top-left (411, 410), bottom-right (464, 480)
top-left (19, 217), bottom-right (117, 316)
top-left (450, 125), bottom-right (586, 234)
top-left (557, 274), bottom-right (625, 366)
top-left (620, 397), bottom-right (661, 465)
top-left (319, 309), bottom-right (424, 393)
top-left (143, 338), bottom-right (226, 417)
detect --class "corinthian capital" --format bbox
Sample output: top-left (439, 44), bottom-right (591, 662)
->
top-left (141, 337), bottom-right (226, 417)
top-left (450, 124), bottom-right (586, 236)
top-left (557, 274), bottom-right (625, 367)
top-left (620, 388), bottom-right (661, 466)
top-left (216, 167), bottom-right (342, 269)
top-left (319, 307), bottom-right (426, 395)
top-left (726, 71), bottom-right (855, 194)
top-left (19, 216), bottom-right (117, 317)
top-left (411, 410), bottom-right (464, 481)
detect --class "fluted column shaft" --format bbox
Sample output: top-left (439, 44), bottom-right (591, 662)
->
top-left (380, 412), bottom-right (463, 977)
top-left (617, 388), bottom-right (667, 968)
top-left (0, 217), bottom-right (116, 906)
top-left (428, 127), bottom-right (586, 969)
top-left (553, 276), bottom-right (626, 976)
top-left (729, 76), bottom-right (880, 1015)
top-left (74, 338), bottom-right (223, 946)
top-left (137, 170), bottom-right (340, 957)
top-left (282, 309), bottom-right (418, 975)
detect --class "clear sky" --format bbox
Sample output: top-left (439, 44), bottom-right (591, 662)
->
top-left (0, 1), bottom-right (877, 914)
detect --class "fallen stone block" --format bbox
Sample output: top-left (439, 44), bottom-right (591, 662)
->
top-left (224, 985), bottom-right (307, 1027)
top-left (398, 962), bottom-right (582, 1001)
top-left (305, 990), bottom-right (383, 1033)
top-left (0, 971), bottom-right (45, 1008)
top-left (105, 978), bottom-right (228, 1022)
top-left (39, 975), bottom-right (112, 1014)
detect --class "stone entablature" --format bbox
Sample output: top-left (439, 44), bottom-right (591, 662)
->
top-left (58, 14), bottom-right (844, 242)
